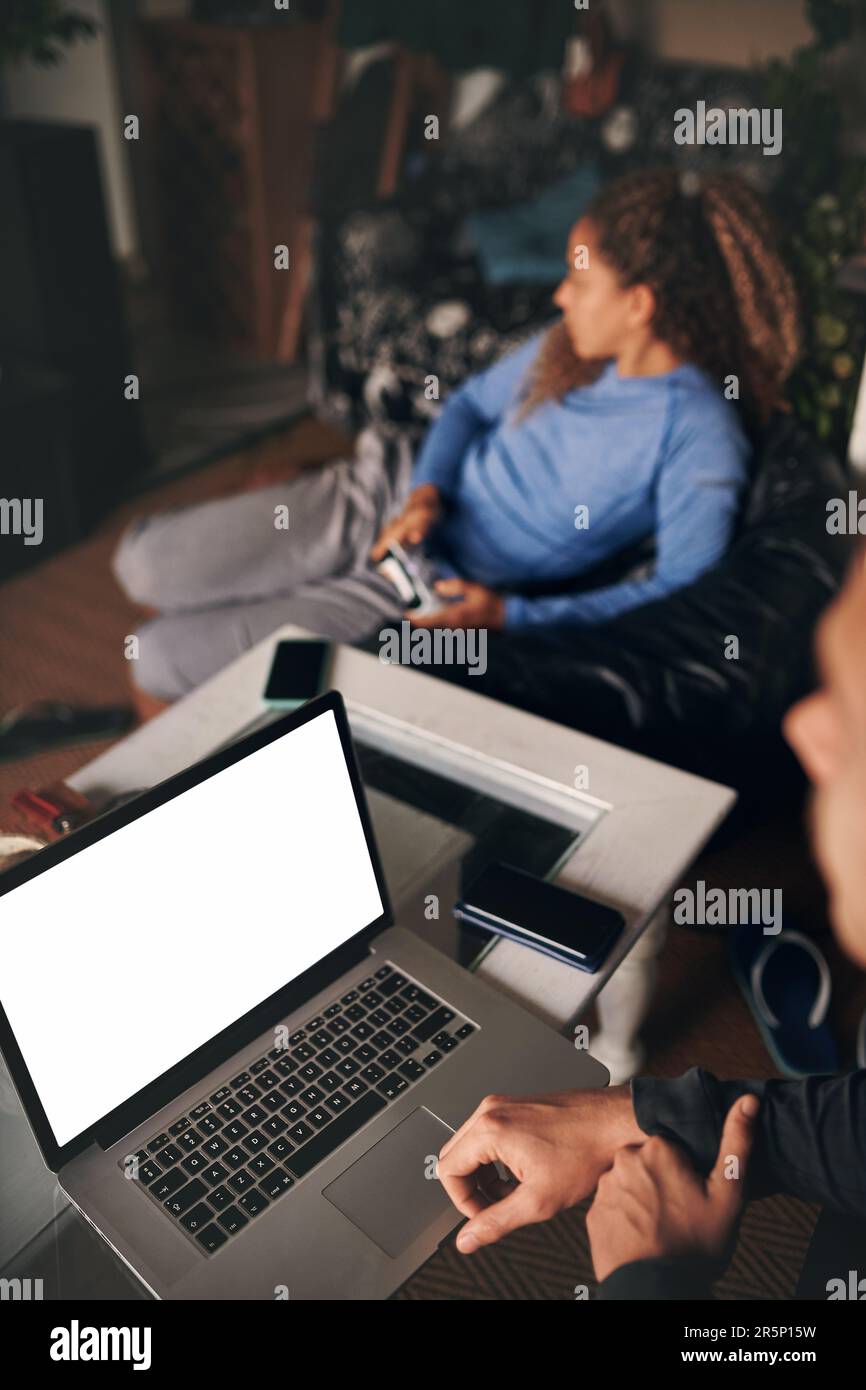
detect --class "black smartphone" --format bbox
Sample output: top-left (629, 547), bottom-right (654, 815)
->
top-left (453, 861), bottom-right (624, 972)
top-left (263, 639), bottom-right (333, 710)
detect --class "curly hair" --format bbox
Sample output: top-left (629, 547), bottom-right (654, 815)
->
top-left (518, 168), bottom-right (802, 427)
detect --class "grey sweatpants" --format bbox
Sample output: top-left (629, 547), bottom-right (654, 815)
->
top-left (112, 429), bottom-right (420, 700)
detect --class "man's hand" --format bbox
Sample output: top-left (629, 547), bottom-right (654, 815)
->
top-left (410, 577), bottom-right (506, 630)
top-left (586, 1094), bottom-right (759, 1283)
top-left (370, 485), bottom-right (441, 561)
top-left (437, 1087), bottom-right (644, 1253)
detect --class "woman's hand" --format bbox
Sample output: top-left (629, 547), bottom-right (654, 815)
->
top-left (370, 484), bottom-right (441, 561)
top-left (410, 577), bottom-right (506, 630)
top-left (437, 1087), bottom-right (645, 1253)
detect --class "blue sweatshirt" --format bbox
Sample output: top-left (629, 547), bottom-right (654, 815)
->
top-left (411, 328), bottom-right (750, 628)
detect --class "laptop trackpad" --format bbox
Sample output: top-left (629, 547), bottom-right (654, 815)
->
top-left (323, 1107), bottom-right (456, 1259)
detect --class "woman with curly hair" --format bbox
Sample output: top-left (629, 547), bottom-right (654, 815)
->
top-left (114, 169), bottom-right (801, 703)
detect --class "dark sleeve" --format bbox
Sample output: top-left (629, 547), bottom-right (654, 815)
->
top-left (598, 1255), bottom-right (715, 1301)
top-left (630, 1066), bottom-right (866, 1216)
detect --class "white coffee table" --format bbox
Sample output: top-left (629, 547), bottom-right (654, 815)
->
top-left (73, 625), bottom-right (735, 1042)
top-left (0, 626), bottom-right (734, 1283)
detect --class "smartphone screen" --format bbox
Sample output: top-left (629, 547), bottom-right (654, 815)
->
top-left (263, 640), bottom-right (331, 707)
top-left (457, 862), bottom-right (623, 963)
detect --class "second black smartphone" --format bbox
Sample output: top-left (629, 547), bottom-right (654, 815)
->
top-left (453, 861), bottom-right (624, 971)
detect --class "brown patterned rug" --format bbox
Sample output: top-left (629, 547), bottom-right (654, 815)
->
top-left (396, 1194), bottom-right (819, 1301)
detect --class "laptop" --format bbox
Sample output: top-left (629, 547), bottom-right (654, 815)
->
top-left (0, 691), bottom-right (608, 1300)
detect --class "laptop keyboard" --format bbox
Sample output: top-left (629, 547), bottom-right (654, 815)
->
top-left (120, 963), bottom-right (476, 1257)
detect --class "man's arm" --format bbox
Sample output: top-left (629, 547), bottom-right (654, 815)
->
top-left (593, 1089), bottom-right (760, 1301)
top-left (596, 1067), bottom-right (866, 1300)
top-left (598, 1256), bottom-right (716, 1301)
top-left (631, 1066), bottom-right (866, 1216)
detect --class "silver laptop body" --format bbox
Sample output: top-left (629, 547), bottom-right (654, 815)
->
top-left (0, 692), bottom-right (607, 1300)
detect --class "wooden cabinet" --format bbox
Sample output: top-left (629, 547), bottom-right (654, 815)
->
top-left (138, 18), bottom-right (334, 361)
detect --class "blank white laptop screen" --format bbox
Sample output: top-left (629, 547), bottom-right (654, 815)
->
top-left (1, 709), bottom-right (384, 1149)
